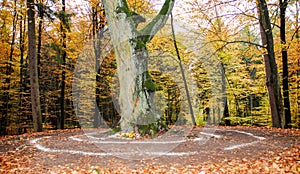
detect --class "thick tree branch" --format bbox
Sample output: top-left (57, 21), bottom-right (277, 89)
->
top-left (140, 0), bottom-right (175, 43)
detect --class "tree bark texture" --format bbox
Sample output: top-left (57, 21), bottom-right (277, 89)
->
top-left (279, 0), bottom-right (291, 128)
top-left (27, 0), bottom-right (43, 132)
top-left (59, 0), bottom-right (67, 129)
top-left (257, 0), bottom-right (283, 128)
top-left (102, 0), bottom-right (174, 131)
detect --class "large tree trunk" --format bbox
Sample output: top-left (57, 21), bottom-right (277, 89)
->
top-left (102, 0), bottom-right (174, 131)
top-left (279, 0), bottom-right (291, 128)
top-left (257, 0), bottom-right (283, 128)
top-left (27, 0), bottom-right (43, 132)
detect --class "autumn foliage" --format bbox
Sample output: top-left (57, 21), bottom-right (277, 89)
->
top-left (0, 0), bottom-right (299, 136)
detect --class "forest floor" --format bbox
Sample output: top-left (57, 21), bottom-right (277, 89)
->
top-left (0, 126), bottom-right (299, 173)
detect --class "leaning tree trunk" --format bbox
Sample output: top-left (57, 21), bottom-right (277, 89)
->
top-left (27, 0), bottom-right (43, 132)
top-left (257, 0), bottom-right (283, 128)
top-left (102, 0), bottom-right (174, 131)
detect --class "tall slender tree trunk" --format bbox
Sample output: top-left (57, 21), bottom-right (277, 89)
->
top-left (279, 0), bottom-right (291, 128)
top-left (170, 12), bottom-right (196, 126)
top-left (36, 0), bottom-right (44, 130)
top-left (37, 0), bottom-right (44, 78)
top-left (102, 0), bottom-right (174, 131)
top-left (19, 3), bottom-right (26, 134)
top-left (212, 2), bottom-right (230, 125)
top-left (92, 2), bottom-right (101, 128)
top-left (59, 0), bottom-right (67, 129)
top-left (93, 3), bottom-right (106, 127)
top-left (257, 0), bottom-right (283, 128)
top-left (27, 0), bottom-right (43, 132)
top-left (221, 63), bottom-right (230, 125)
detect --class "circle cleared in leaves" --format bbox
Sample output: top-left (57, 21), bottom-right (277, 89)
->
top-left (72, 14), bottom-right (224, 160)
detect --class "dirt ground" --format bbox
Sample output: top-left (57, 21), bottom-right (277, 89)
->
top-left (0, 126), bottom-right (299, 173)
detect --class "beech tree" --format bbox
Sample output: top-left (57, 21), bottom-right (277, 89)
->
top-left (102, 0), bottom-right (175, 131)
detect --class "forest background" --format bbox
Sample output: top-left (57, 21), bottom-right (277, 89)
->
top-left (0, 0), bottom-right (299, 135)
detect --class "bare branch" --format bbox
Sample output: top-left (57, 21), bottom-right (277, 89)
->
top-left (213, 39), bottom-right (264, 48)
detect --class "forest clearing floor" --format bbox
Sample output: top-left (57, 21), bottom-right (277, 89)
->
top-left (0, 126), bottom-right (299, 173)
